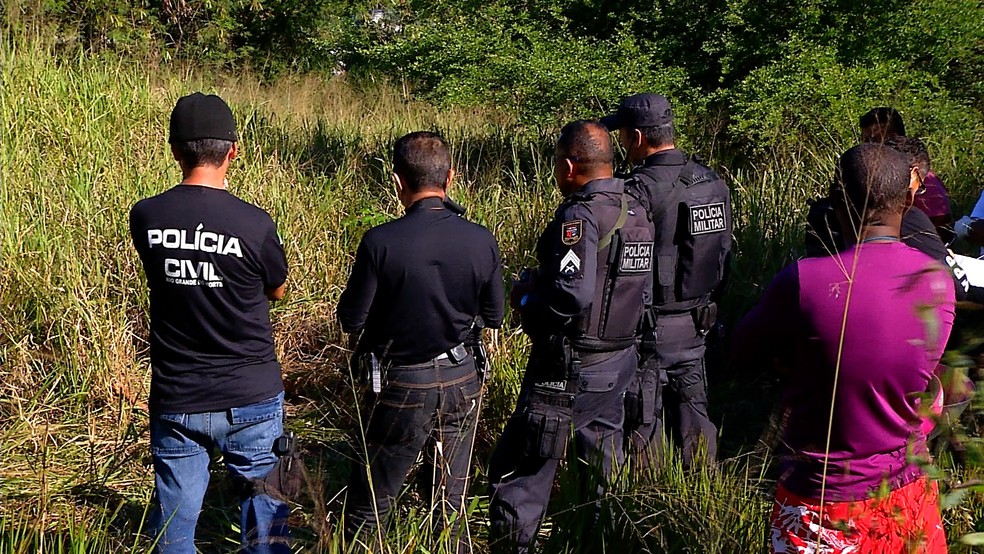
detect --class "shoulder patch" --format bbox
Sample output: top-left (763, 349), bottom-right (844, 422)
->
top-left (562, 220), bottom-right (583, 245)
top-left (560, 249), bottom-right (581, 276)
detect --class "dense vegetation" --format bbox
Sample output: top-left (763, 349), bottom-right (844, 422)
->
top-left (26, 0), bottom-right (983, 157)
top-left (2, 0), bottom-right (983, 552)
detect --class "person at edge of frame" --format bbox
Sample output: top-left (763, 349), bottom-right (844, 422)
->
top-left (732, 143), bottom-right (954, 553)
top-left (600, 93), bottom-right (732, 470)
top-left (862, 107), bottom-right (959, 241)
top-left (129, 92), bottom-right (291, 554)
top-left (808, 107), bottom-right (907, 259)
top-left (487, 120), bottom-right (656, 553)
top-left (806, 116), bottom-right (970, 302)
top-left (336, 131), bottom-right (504, 553)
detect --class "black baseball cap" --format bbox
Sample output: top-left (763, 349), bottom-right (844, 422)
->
top-left (168, 92), bottom-right (239, 144)
top-left (600, 93), bottom-right (674, 130)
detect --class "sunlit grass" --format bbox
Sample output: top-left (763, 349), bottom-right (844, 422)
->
top-left (3, 13), bottom-right (984, 554)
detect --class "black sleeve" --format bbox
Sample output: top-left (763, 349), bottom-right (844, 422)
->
top-left (260, 221), bottom-right (288, 289)
top-left (336, 237), bottom-right (379, 334)
top-left (901, 208), bottom-right (948, 262)
top-left (480, 237), bottom-right (505, 329)
top-left (903, 208), bottom-right (967, 301)
top-left (525, 203), bottom-right (599, 325)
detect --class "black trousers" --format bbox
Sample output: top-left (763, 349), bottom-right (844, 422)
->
top-left (345, 356), bottom-right (482, 552)
top-left (487, 346), bottom-right (636, 553)
top-left (626, 312), bottom-right (716, 468)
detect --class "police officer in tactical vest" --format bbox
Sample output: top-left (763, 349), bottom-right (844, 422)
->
top-left (601, 93), bottom-right (732, 469)
top-left (487, 120), bottom-right (655, 553)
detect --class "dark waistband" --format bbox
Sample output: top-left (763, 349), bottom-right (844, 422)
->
top-left (389, 343), bottom-right (468, 370)
top-left (575, 347), bottom-right (632, 367)
top-left (384, 342), bottom-right (468, 368)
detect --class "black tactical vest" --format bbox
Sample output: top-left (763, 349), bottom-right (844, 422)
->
top-left (568, 187), bottom-right (655, 351)
top-left (631, 157), bottom-right (731, 311)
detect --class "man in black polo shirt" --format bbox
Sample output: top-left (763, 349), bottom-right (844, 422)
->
top-left (130, 93), bottom-right (290, 553)
top-left (601, 93), bottom-right (731, 469)
top-left (337, 131), bottom-right (504, 551)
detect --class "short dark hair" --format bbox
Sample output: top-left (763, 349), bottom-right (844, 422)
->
top-left (175, 139), bottom-right (234, 168)
top-left (884, 135), bottom-right (931, 175)
top-left (557, 120), bottom-right (613, 171)
top-left (639, 123), bottom-right (674, 149)
top-left (393, 131), bottom-right (451, 192)
top-left (832, 143), bottom-right (911, 225)
top-left (859, 107), bottom-right (906, 140)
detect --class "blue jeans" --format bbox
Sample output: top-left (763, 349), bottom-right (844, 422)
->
top-left (149, 392), bottom-right (290, 554)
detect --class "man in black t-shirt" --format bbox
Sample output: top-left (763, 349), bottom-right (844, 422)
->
top-left (337, 131), bottom-right (504, 552)
top-left (130, 93), bottom-right (290, 554)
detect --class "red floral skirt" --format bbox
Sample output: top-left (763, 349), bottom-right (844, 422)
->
top-left (769, 476), bottom-right (947, 553)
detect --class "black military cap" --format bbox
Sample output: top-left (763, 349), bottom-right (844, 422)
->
top-left (601, 93), bottom-right (674, 130)
top-left (169, 92), bottom-right (239, 144)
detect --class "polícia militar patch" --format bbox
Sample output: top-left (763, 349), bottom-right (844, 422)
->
top-left (561, 220), bottom-right (583, 245)
top-left (619, 242), bottom-right (654, 273)
top-left (689, 202), bottom-right (726, 235)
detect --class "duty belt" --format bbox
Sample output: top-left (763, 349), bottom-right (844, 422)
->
top-left (573, 348), bottom-right (624, 367)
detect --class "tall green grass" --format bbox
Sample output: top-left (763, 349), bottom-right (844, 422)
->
top-left (3, 14), bottom-right (984, 554)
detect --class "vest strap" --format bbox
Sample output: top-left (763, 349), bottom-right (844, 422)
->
top-left (598, 193), bottom-right (629, 251)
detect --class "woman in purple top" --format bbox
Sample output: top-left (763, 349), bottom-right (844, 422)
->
top-left (734, 144), bottom-right (954, 553)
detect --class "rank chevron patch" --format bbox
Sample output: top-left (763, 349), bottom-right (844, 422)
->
top-left (560, 249), bottom-right (581, 275)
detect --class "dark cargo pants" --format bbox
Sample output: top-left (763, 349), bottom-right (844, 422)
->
top-left (487, 346), bottom-right (636, 553)
top-left (345, 356), bottom-right (482, 552)
top-left (626, 312), bottom-right (717, 468)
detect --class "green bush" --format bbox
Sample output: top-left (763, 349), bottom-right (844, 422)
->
top-left (724, 39), bottom-right (983, 206)
top-left (346, 2), bottom-right (690, 125)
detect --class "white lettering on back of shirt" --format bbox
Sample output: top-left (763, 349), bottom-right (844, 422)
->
top-left (147, 223), bottom-right (244, 258)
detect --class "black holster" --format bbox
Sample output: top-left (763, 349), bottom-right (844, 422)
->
top-left (692, 303), bottom-right (718, 335)
top-left (237, 432), bottom-right (306, 503)
top-left (626, 363), bottom-right (664, 432)
top-left (466, 317), bottom-right (490, 382)
top-left (521, 336), bottom-right (580, 459)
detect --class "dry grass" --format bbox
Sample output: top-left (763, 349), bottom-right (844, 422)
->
top-left (3, 14), bottom-right (984, 554)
